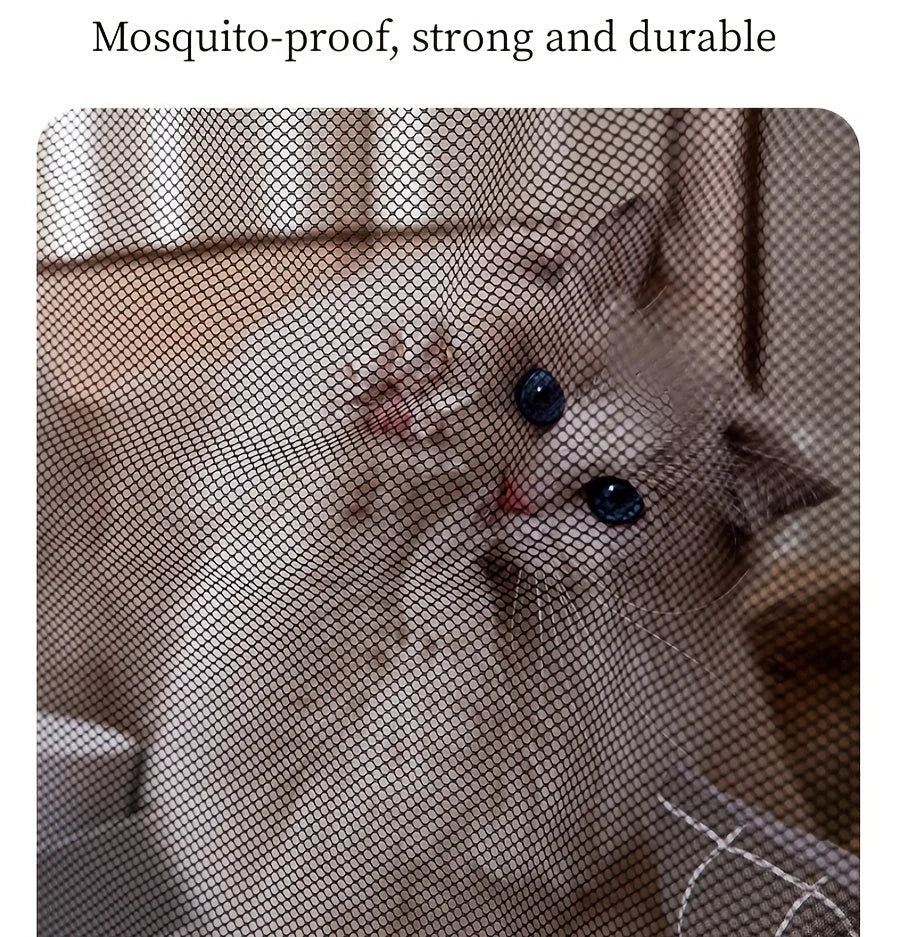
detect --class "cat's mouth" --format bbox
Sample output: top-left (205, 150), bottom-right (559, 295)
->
top-left (478, 539), bottom-right (585, 601)
top-left (477, 546), bottom-right (522, 601)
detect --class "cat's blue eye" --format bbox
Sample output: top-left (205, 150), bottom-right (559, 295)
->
top-left (585, 476), bottom-right (645, 525)
top-left (515, 368), bottom-right (566, 427)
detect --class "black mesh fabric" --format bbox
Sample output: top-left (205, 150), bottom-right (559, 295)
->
top-left (37, 109), bottom-right (859, 936)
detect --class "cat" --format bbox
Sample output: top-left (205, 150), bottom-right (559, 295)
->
top-left (252, 200), bottom-right (836, 936)
top-left (146, 199), bottom-right (834, 935)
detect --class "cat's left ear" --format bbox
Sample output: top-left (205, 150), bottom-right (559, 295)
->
top-left (488, 195), bottom-right (663, 306)
top-left (572, 196), bottom-right (663, 308)
top-left (721, 416), bottom-right (838, 537)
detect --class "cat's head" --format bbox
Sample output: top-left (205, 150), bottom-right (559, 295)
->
top-left (449, 199), bottom-right (837, 613)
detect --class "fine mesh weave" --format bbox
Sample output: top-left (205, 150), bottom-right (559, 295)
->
top-left (37, 109), bottom-right (859, 936)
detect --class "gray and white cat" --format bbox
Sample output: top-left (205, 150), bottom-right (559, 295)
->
top-left (147, 201), bottom-right (834, 934)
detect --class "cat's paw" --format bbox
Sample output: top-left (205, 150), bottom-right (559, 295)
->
top-left (341, 326), bottom-right (464, 443)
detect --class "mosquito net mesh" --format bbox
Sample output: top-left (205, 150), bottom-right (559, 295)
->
top-left (37, 109), bottom-right (859, 936)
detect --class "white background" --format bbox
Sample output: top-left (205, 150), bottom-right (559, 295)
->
top-left (5, 0), bottom-right (891, 929)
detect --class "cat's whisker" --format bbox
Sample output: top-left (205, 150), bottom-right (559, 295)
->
top-left (653, 726), bottom-right (697, 765)
top-left (549, 574), bottom-right (745, 775)
top-left (619, 614), bottom-right (741, 706)
top-left (618, 566), bottom-right (751, 619)
top-left (636, 283), bottom-right (668, 314)
top-left (510, 567), bottom-right (523, 663)
top-left (529, 571), bottom-right (548, 740)
top-left (536, 571), bottom-right (547, 686)
top-left (521, 570), bottom-right (555, 730)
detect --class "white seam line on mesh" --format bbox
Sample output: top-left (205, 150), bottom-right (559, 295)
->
top-left (657, 795), bottom-right (724, 844)
top-left (676, 824), bottom-right (744, 937)
top-left (773, 876), bottom-right (828, 937)
top-left (657, 795), bottom-right (858, 937)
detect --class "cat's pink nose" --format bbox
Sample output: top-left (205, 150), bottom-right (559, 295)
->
top-left (497, 478), bottom-right (532, 514)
